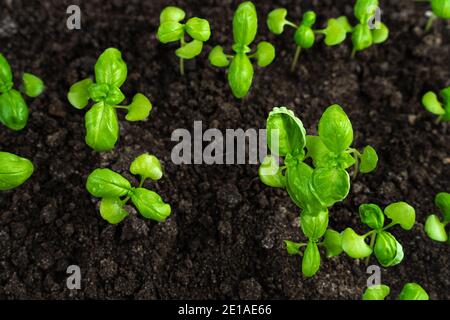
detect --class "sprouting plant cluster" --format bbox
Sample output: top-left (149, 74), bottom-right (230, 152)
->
top-left (422, 85), bottom-right (450, 122)
top-left (423, 0), bottom-right (450, 31)
top-left (363, 282), bottom-right (429, 300)
top-left (425, 192), bottom-right (450, 243)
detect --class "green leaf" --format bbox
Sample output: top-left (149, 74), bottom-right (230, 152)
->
top-left (21, 73), bottom-right (44, 98)
top-left (342, 228), bottom-right (372, 259)
top-left (431, 0), bottom-right (450, 19)
top-left (352, 24), bottom-right (373, 52)
top-left (0, 53), bottom-right (13, 92)
top-left (435, 192), bottom-right (450, 221)
top-left (318, 104), bottom-right (353, 154)
top-left (130, 188), bottom-right (171, 222)
top-left (300, 209), bottom-right (329, 240)
top-left (185, 17), bottom-right (211, 42)
top-left (267, 8), bottom-right (289, 35)
top-left (130, 153), bottom-right (163, 181)
top-left (160, 6), bottom-right (186, 23)
top-left (425, 214), bottom-right (448, 242)
top-left (294, 25), bottom-right (315, 49)
top-left (440, 87), bottom-right (450, 103)
top-left (422, 92), bottom-right (445, 116)
top-left (85, 103), bottom-right (119, 152)
top-left (302, 242), bottom-right (321, 277)
top-left (374, 231), bottom-right (404, 267)
top-left (398, 283), bottom-right (429, 300)
top-left (286, 162), bottom-right (322, 212)
top-left (254, 41), bottom-right (275, 67)
top-left (322, 16), bottom-right (352, 46)
top-left (232, 1), bottom-right (258, 46)
top-left (362, 285), bottom-right (390, 300)
top-left (0, 89), bottom-right (29, 131)
top-left (125, 93), bottom-right (152, 122)
top-left (354, 0), bottom-right (379, 23)
top-left (372, 22), bottom-right (389, 44)
top-left (86, 168), bottom-right (131, 198)
top-left (305, 136), bottom-right (331, 168)
top-left (208, 46), bottom-right (231, 67)
top-left (95, 48), bottom-right (128, 88)
top-left (322, 229), bottom-right (343, 258)
top-left (68, 78), bottom-right (93, 109)
top-left (258, 155), bottom-right (285, 188)
top-left (228, 53), bottom-right (254, 99)
top-left (157, 21), bottom-right (185, 44)
top-left (104, 86), bottom-right (125, 106)
top-left (0, 152), bottom-right (34, 191)
top-left (267, 106), bottom-right (306, 157)
top-left (310, 167), bottom-right (350, 208)
top-left (360, 145), bottom-right (378, 173)
top-left (284, 240), bottom-right (303, 255)
top-left (100, 198), bottom-right (129, 224)
top-left (384, 202), bottom-right (416, 230)
top-left (176, 39), bottom-right (203, 59)
top-left (359, 203), bottom-right (384, 230)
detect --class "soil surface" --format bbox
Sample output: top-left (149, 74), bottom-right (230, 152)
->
top-left (0, 0), bottom-right (449, 299)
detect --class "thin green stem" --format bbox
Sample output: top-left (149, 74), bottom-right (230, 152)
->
top-left (286, 20), bottom-right (298, 29)
top-left (291, 46), bottom-right (301, 72)
top-left (425, 14), bottom-right (437, 32)
top-left (351, 49), bottom-right (356, 58)
top-left (179, 37), bottom-right (186, 76)
top-left (381, 222), bottom-right (396, 231)
top-left (347, 148), bottom-right (362, 180)
top-left (365, 232), bottom-right (377, 265)
top-left (121, 177), bottom-right (146, 205)
top-left (114, 106), bottom-right (129, 110)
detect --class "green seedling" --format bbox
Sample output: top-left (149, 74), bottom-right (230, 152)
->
top-left (267, 9), bottom-right (352, 71)
top-left (0, 151), bottom-right (34, 191)
top-left (86, 153), bottom-right (171, 224)
top-left (208, 1), bottom-right (275, 98)
top-left (421, 0), bottom-right (450, 31)
top-left (259, 105), bottom-right (378, 217)
top-left (422, 86), bottom-right (450, 122)
top-left (67, 48), bottom-right (152, 152)
top-left (341, 202), bottom-right (416, 267)
top-left (157, 6), bottom-right (211, 75)
top-left (285, 210), bottom-right (343, 277)
top-left (425, 192), bottom-right (450, 243)
top-left (363, 283), bottom-right (429, 300)
top-left (0, 53), bottom-right (44, 130)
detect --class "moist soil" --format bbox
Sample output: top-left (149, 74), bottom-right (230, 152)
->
top-left (0, 0), bottom-right (449, 299)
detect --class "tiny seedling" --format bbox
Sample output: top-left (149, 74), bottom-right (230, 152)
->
top-left (86, 153), bottom-right (171, 224)
top-left (208, 1), bottom-right (275, 98)
top-left (424, 192), bottom-right (450, 243)
top-left (341, 202), bottom-right (416, 267)
top-left (0, 151), bottom-right (34, 191)
top-left (422, 0), bottom-right (450, 31)
top-left (422, 86), bottom-right (450, 122)
top-left (259, 105), bottom-right (378, 216)
top-left (0, 53), bottom-right (44, 130)
top-left (157, 6), bottom-right (211, 75)
top-left (363, 283), bottom-right (429, 300)
top-left (267, 9), bottom-right (352, 71)
top-left (68, 48), bottom-right (152, 152)
top-left (285, 210), bottom-right (343, 277)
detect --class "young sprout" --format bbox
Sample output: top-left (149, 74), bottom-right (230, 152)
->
top-left (267, 9), bottom-right (352, 71)
top-left (363, 283), bottom-right (429, 300)
top-left (0, 152), bottom-right (34, 191)
top-left (285, 210), bottom-right (343, 277)
top-left (425, 192), bottom-right (450, 243)
top-left (67, 48), bottom-right (152, 152)
top-left (86, 153), bottom-right (171, 224)
top-left (259, 105), bottom-right (378, 217)
top-left (208, 2), bottom-right (275, 99)
top-left (421, 86), bottom-right (450, 122)
top-left (157, 6), bottom-right (211, 75)
top-left (423, 0), bottom-right (450, 31)
top-left (341, 202), bottom-right (416, 267)
top-left (0, 53), bottom-right (44, 130)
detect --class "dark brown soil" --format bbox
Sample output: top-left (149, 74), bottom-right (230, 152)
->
top-left (0, 0), bottom-right (449, 299)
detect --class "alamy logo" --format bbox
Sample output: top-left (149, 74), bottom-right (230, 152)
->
top-left (367, 6), bottom-right (382, 30)
top-left (366, 265), bottom-right (381, 287)
top-left (66, 265), bottom-right (81, 290)
top-left (66, 5), bottom-right (81, 30)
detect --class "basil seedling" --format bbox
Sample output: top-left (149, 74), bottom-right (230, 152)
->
top-left (341, 202), bottom-right (416, 267)
top-left (259, 105), bottom-right (378, 216)
top-left (0, 53), bottom-right (44, 131)
top-left (0, 151), bottom-right (34, 191)
top-left (363, 283), bottom-right (429, 300)
top-left (422, 0), bottom-right (450, 31)
top-left (68, 48), bottom-right (153, 152)
top-left (267, 9), bottom-right (352, 71)
top-left (422, 86), bottom-right (450, 122)
top-left (86, 153), bottom-right (171, 224)
top-left (425, 192), bottom-right (450, 243)
top-left (285, 210), bottom-right (343, 277)
top-left (208, 2), bottom-right (275, 98)
top-left (157, 6), bottom-right (211, 75)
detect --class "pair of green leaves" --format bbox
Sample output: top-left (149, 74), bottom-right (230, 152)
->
top-left (363, 283), bottom-right (429, 300)
top-left (342, 202), bottom-right (415, 267)
top-left (86, 153), bottom-right (170, 224)
top-left (0, 152), bottom-right (34, 191)
top-left (157, 6), bottom-right (211, 74)
top-left (209, 2), bottom-right (275, 98)
top-left (67, 48), bottom-right (153, 152)
top-left (0, 53), bottom-right (44, 131)
top-left (422, 86), bottom-right (450, 122)
top-left (425, 192), bottom-right (450, 243)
